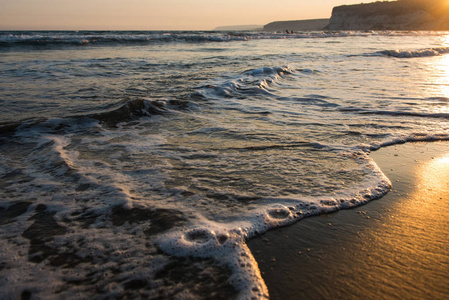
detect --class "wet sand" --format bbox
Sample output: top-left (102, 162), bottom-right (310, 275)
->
top-left (248, 141), bottom-right (449, 299)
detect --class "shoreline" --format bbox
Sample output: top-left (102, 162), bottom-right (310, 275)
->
top-left (247, 141), bottom-right (449, 299)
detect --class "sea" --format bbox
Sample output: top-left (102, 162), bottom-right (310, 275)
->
top-left (1, 30), bottom-right (449, 299)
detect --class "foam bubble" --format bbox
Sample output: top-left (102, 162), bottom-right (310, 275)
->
top-left (266, 205), bottom-right (292, 220)
top-left (156, 222), bottom-right (269, 299)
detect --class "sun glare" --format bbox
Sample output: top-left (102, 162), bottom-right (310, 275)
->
top-left (415, 152), bottom-right (449, 205)
top-left (426, 39), bottom-right (449, 102)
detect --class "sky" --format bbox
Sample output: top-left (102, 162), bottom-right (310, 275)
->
top-left (0, 0), bottom-right (363, 31)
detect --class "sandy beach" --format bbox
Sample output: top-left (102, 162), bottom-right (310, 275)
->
top-left (248, 141), bottom-right (449, 299)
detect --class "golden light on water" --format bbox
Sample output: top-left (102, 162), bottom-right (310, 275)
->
top-left (434, 55), bottom-right (449, 92)
top-left (427, 38), bottom-right (449, 109)
top-left (443, 34), bottom-right (449, 46)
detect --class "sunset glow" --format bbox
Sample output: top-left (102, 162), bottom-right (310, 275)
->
top-left (0, 0), bottom-right (359, 30)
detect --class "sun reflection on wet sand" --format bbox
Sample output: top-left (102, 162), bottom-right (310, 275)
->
top-left (248, 142), bottom-right (449, 299)
top-left (365, 146), bottom-right (449, 299)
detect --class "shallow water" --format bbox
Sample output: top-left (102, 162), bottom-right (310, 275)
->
top-left (1, 30), bottom-right (449, 299)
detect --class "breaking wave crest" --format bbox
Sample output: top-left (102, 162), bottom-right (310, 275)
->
top-left (379, 47), bottom-right (449, 58)
top-left (89, 99), bottom-right (168, 127)
top-left (0, 30), bottom-right (432, 50)
top-left (194, 66), bottom-right (295, 100)
top-left (0, 98), bottom-right (190, 134)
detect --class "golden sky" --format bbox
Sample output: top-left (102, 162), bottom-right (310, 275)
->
top-left (0, 0), bottom-right (361, 30)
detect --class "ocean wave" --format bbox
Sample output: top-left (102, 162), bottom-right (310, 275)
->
top-left (0, 99), bottom-right (188, 134)
top-left (340, 106), bottom-right (449, 119)
top-left (194, 66), bottom-right (294, 100)
top-left (0, 121), bottom-right (25, 134)
top-left (0, 30), bottom-right (433, 49)
top-left (242, 66), bottom-right (293, 77)
top-left (0, 31), bottom-right (159, 48)
top-left (0, 31), bottom-right (297, 48)
top-left (379, 47), bottom-right (449, 58)
top-left (89, 99), bottom-right (168, 127)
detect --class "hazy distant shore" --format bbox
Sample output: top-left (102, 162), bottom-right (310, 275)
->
top-left (214, 19), bottom-right (329, 32)
top-left (263, 19), bottom-right (329, 32)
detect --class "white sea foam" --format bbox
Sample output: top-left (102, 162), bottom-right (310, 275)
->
top-left (1, 30), bottom-right (435, 50)
top-left (376, 47), bottom-right (449, 58)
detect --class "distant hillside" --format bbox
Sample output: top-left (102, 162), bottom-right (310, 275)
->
top-left (263, 19), bottom-right (329, 32)
top-left (328, 0), bottom-right (449, 30)
top-left (214, 25), bottom-right (263, 31)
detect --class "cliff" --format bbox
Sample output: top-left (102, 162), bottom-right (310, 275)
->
top-left (328, 0), bottom-right (449, 30)
top-left (263, 19), bottom-right (329, 32)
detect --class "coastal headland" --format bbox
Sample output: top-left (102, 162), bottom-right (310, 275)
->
top-left (217, 0), bottom-right (449, 32)
top-left (328, 0), bottom-right (449, 30)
